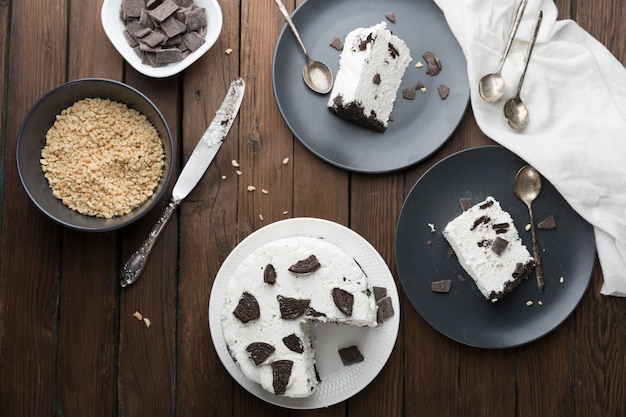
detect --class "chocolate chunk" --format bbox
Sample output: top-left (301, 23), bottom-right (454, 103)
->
top-left (479, 200), bottom-right (494, 209)
top-left (491, 236), bottom-right (509, 256)
top-left (358, 33), bottom-right (374, 51)
top-left (332, 288), bottom-right (354, 316)
top-left (183, 7), bottom-right (207, 31)
top-left (402, 87), bottom-right (416, 100)
top-left (471, 215), bottom-right (490, 230)
top-left (277, 295), bottom-right (310, 319)
top-left (376, 296), bottom-right (394, 323)
top-left (148, 0), bottom-right (179, 22)
top-left (233, 292), bottom-right (260, 323)
top-left (338, 345), bottom-right (364, 366)
top-left (329, 37), bottom-right (344, 51)
top-left (373, 286), bottom-right (387, 301)
top-left (246, 342), bottom-right (275, 365)
top-left (264, 264), bottom-right (277, 284)
top-left (388, 43), bottom-right (400, 59)
top-left (459, 197), bottom-right (472, 211)
top-left (282, 334), bottom-right (304, 353)
top-left (385, 11), bottom-right (396, 24)
top-left (431, 279), bottom-right (452, 293)
top-left (422, 50), bottom-right (442, 76)
top-left (457, 274), bottom-right (466, 282)
top-left (271, 360), bottom-right (293, 395)
top-left (288, 255), bottom-right (320, 273)
top-left (373, 73), bottom-right (381, 85)
top-left (437, 84), bottom-right (449, 100)
top-left (492, 223), bottom-right (510, 233)
top-left (182, 31), bottom-right (206, 52)
top-left (537, 214), bottom-right (557, 230)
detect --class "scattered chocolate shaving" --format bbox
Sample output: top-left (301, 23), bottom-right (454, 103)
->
top-left (288, 255), bottom-right (320, 274)
top-left (264, 264), bottom-right (277, 284)
top-left (422, 50), bottom-right (442, 76)
top-left (512, 262), bottom-right (525, 277)
top-left (271, 360), bottom-right (293, 395)
top-left (373, 286), bottom-right (387, 302)
top-left (246, 342), bottom-right (275, 365)
top-left (329, 37), bottom-right (344, 51)
top-left (402, 87), bottom-right (416, 100)
top-left (277, 295), bottom-right (310, 319)
top-left (431, 279), bottom-right (452, 293)
top-left (282, 334), bottom-right (304, 353)
top-left (332, 288), bottom-right (354, 316)
top-left (491, 236), bottom-right (509, 256)
top-left (233, 292), bottom-right (260, 323)
top-left (437, 84), bottom-right (449, 100)
top-left (376, 296), bottom-right (394, 324)
top-left (492, 223), bottom-right (510, 235)
top-left (338, 345), bottom-right (364, 366)
top-left (373, 73), bottom-right (381, 85)
top-left (471, 215), bottom-right (490, 230)
top-left (385, 11), bottom-right (396, 24)
top-left (537, 214), bottom-right (557, 230)
top-left (459, 197), bottom-right (472, 211)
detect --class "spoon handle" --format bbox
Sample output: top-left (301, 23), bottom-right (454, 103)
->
top-left (527, 205), bottom-right (545, 292)
top-left (514, 10), bottom-right (543, 97)
top-left (273, 0), bottom-right (311, 62)
top-left (496, 0), bottom-right (528, 73)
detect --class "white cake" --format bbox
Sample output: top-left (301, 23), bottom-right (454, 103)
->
top-left (443, 197), bottom-right (535, 302)
top-left (327, 22), bottom-right (412, 132)
top-left (221, 236), bottom-right (378, 397)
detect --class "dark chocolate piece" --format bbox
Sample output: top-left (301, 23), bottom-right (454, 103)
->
top-left (264, 264), bottom-right (277, 284)
top-left (246, 342), bottom-right (275, 365)
top-left (385, 11), bottom-right (396, 24)
top-left (414, 81), bottom-right (425, 90)
top-left (282, 334), bottom-right (304, 353)
top-left (479, 200), bottom-right (494, 209)
top-left (373, 286), bottom-right (387, 302)
top-left (277, 295), bottom-right (310, 319)
top-left (471, 215), bottom-right (490, 230)
top-left (271, 360), bottom-right (293, 395)
top-left (233, 292), bottom-right (260, 323)
top-left (431, 279), bottom-right (452, 293)
top-left (377, 296), bottom-right (394, 323)
top-left (288, 255), bottom-right (320, 274)
top-left (373, 73), bottom-right (381, 85)
top-left (437, 84), bottom-right (449, 100)
top-left (537, 214), bottom-right (557, 230)
top-left (491, 236), bottom-right (509, 256)
top-left (388, 43), bottom-right (400, 59)
top-left (459, 197), bottom-right (472, 211)
top-left (329, 37), bottom-right (344, 51)
top-left (422, 50), bottom-right (442, 76)
top-left (402, 87), bottom-right (416, 100)
top-left (338, 345), bottom-right (364, 366)
top-left (332, 288), bottom-right (354, 316)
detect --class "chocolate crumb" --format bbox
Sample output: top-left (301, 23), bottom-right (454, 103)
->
top-left (329, 37), bottom-right (344, 51)
top-left (385, 11), bottom-right (396, 24)
top-left (431, 279), bottom-right (452, 293)
top-left (459, 197), bottom-right (472, 211)
top-left (491, 236), bottom-right (509, 256)
top-left (271, 360), bottom-right (293, 395)
top-left (264, 264), bottom-right (277, 284)
top-left (332, 288), bottom-right (354, 316)
top-left (246, 342), bottom-right (275, 365)
top-left (457, 274), bottom-right (466, 282)
top-left (233, 292), bottom-right (260, 323)
top-left (437, 84), bottom-right (449, 100)
top-left (402, 87), bottom-right (417, 100)
top-left (471, 215), bottom-right (490, 230)
top-left (288, 255), bottom-right (320, 273)
top-left (277, 295), bottom-right (310, 319)
top-left (282, 334), bottom-right (304, 353)
top-left (338, 345), bottom-right (364, 366)
top-left (537, 214), bottom-right (557, 230)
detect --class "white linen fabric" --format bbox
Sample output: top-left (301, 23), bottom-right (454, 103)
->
top-left (432, 0), bottom-right (626, 296)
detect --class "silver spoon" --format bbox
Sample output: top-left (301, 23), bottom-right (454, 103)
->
top-left (273, 0), bottom-right (333, 94)
top-left (514, 165), bottom-right (544, 293)
top-left (478, 0), bottom-right (528, 103)
top-left (504, 10), bottom-right (543, 130)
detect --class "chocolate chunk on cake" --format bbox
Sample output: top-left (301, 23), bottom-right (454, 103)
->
top-left (443, 196), bottom-right (535, 302)
top-left (327, 22), bottom-right (412, 132)
top-left (221, 236), bottom-right (378, 397)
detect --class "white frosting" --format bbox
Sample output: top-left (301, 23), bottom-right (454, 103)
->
top-left (221, 236), bottom-right (378, 397)
top-left (327, 22), bottom-right (412, 130)
top-left (443, 197), bottom-right (534, 302)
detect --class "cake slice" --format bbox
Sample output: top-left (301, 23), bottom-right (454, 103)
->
top-left (327, 21), bottom-right (412, 132)
top-left (442, 196), bottom-right (535, 302)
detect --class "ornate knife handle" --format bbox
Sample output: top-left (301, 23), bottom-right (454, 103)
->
top-left (120, 199), bottom-right (181, 287)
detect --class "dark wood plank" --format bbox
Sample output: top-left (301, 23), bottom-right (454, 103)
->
top-left (0, 0), bottom-right (66, 415)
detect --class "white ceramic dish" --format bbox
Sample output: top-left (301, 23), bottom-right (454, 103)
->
top-left (101, 0), bottom-right (223, 78)
top-left (208, 218), bottom-right (400, 409)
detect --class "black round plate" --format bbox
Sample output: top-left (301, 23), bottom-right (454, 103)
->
top-left (272, 0), bottom-right (469, 173)
top-left (395, 146), bottom-right (595, 348)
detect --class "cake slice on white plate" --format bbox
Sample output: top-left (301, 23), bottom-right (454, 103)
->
top-left (443, 196), bottom-right (535, 302)
top-left (327, 21), bottom-right (412, 132)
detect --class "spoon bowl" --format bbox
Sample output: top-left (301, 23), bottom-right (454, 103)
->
top-left (514, 165), bottom-right (544, 292)
top-left (273, 0), bottom-right (333, 94)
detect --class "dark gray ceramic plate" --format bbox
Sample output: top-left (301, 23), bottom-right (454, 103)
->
top-left (395, 146), bottom-right (595, 348)
top-left (272, 0), bottom-right (469, 173)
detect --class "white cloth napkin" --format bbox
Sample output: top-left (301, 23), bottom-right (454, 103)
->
top-left (432, 0), bottom-right (626, 296)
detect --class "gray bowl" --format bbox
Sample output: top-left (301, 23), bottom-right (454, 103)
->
top-left (16, 78), bottom-right (174, 232)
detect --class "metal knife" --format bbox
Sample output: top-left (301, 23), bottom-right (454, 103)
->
top-left (120, 77), bottom-right (245, 288)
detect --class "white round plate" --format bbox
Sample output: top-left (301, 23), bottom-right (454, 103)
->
top-left (208, 218), bottom-right (400, 409)
top-left (101, 0), bottom-right (222, 78)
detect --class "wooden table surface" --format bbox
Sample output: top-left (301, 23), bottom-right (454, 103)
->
top-left (1, 0), bottom-right (626, 416)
